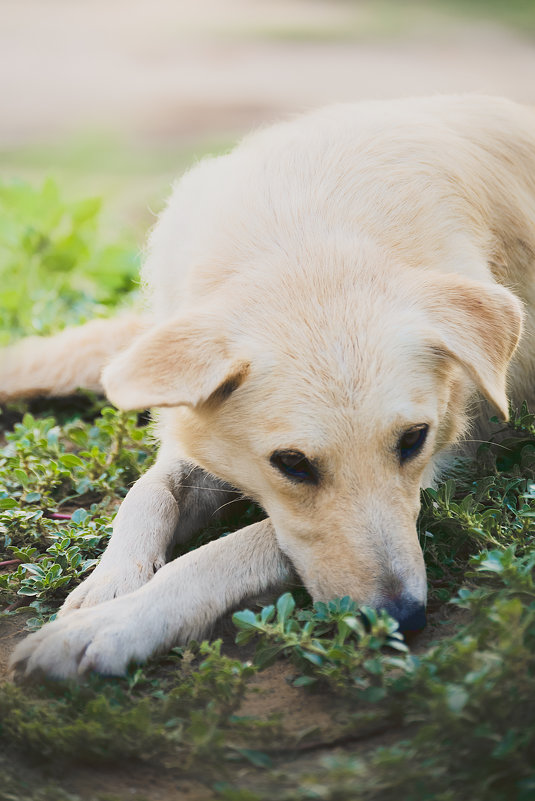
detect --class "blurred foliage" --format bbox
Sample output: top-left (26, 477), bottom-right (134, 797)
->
top-left (249, 0), bottom-right (535, 42)
top-left (0, 178), bottom-right (139, 345)
top-left (441, 0), bottom-right (535, 32)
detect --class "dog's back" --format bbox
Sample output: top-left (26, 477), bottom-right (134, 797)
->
top-left (145, 95), bottom-right (535, 310)
top-left (2, 95), bottom-right (535, 407)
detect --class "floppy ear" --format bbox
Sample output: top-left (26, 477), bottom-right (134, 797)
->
top-left (101, 315), bottom-right (249, 410)
top-left (425, 274), bottom-right (524, 420)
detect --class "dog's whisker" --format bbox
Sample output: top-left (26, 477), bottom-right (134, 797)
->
top-left (463, 439), bottom-right (515, 450)
top-left (211, 496), bottom-right (248, 518)
top-left (183, 464), bottom-right (200, 482)
top-left (178, 484), bottom-right (244, 494)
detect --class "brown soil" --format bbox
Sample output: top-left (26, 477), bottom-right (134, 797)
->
top-left (0, 601), bottom-right (467, 801)
top-left (0, 612), bottom-right (30, 682)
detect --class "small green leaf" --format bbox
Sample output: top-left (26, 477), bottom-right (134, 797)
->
top-left (0, 498), bottom-right (17, 510)
top-left (276, 592), bottom-right (296, 626)
top-left (232, 609), bottom-right (259, 630)
top-left (71, 508), bottom-right (89, 524)
top-left (233, 748), bottom-right (272, 768)
top-left (24, 491), bottom-right (41, 503)
top-left (292, 675), bottom-right (317, 687)
top-left (445, 684), bottom-right (469, 714)
top-left (302, 651), bottom-right (323, 667)
top-left (59, 454), bottom-right (85, 468)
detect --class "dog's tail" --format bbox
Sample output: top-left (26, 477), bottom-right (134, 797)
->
top-left (0, 313), bottom-right (149, 402)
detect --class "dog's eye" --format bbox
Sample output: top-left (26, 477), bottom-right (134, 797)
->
top-left (270, 450), bottom-right (318, 484)
top-left (398, 425), bottom-right (429, 463)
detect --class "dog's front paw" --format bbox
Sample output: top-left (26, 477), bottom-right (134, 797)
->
top-left (59, 553), bottom-right (166, 615)
top-left (9, 597), bottom-right (161, 679)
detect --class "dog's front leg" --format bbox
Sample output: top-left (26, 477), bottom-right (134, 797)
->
top-left (61, 454), bottom-right (243, 613)
top-left (10, 519), bottom-right (293, 679)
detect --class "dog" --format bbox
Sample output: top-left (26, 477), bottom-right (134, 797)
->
top-left (3, 95), bottom-right (534, 679)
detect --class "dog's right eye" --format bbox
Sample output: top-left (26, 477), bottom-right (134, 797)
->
top-left (270, 450), bottom-right (319, 484)
top-left (398, 424), bottom-right (429, 463)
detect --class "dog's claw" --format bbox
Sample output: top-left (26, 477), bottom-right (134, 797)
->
top-left (7, 593), bottom-right (166, 680)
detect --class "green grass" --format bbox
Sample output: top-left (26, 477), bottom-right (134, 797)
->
top-left (228, 1), bottom-right (535, 44)
top-left (0, 136), bottom-right (234, 242)
top-left (0, 181), bottom-right (534, 800)
top-left (440, 0), bottom-right (535, 34)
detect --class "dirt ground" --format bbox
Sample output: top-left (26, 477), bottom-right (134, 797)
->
top-left (0, 594), bottom-right (465, 800)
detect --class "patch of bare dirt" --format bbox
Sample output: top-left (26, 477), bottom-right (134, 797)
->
top-left (2, 751), bottom-right (215, 801)
top-left (0, 602), bottom-right (472, 800)
top-left (239, 658), bottom-right (348, 742)
top-left (0, 610), bottom-right (31, 682)
top-left (61, 764), bottom-right (215, 801)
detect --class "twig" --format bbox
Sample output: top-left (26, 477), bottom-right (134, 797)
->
top-left (43, 511), bottom-right (72, 520)
top-left (0, 559), bottom-right (21, 568)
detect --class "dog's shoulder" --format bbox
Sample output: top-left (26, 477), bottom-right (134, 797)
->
top-left (142, 95), bottom-right (535, 319)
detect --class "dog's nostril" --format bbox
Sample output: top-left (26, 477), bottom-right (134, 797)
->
top-left (381, 596), bottom-right (427, 633)
top-left (398, 604), bottom-right (427, 633)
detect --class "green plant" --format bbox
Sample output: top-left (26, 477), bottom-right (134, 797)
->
top-left (0, 178), bottom-right (139, 344)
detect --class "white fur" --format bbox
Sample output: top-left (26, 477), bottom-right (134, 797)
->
top-left (7, 95), bottom-right (535, 678)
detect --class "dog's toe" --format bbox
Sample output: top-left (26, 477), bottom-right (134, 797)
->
top-left (60, 559), bottom-right (166, 616)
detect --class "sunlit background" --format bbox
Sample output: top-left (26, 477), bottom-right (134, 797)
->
top-left (2, 0), bottom-right (535, 237)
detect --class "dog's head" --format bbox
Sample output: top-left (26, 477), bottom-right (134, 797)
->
top-left (102, 243), bottom-right (523, 632)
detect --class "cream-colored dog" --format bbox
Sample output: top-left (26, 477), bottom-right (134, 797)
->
top-left (4, 95), bottom-right (535, 678)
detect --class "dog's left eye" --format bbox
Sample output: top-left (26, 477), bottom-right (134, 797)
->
top-left (398, 424), bottom-right (429, 463)
top-left (270, 450), bottom-right (318, 484)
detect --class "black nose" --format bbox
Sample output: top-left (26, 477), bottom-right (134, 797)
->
top-left (381, 595), bottom-right (427, 633)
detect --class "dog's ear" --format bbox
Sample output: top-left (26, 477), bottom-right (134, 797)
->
top-left (425, 274), bottom-right (524, 420)
top-left (101, 315), bottom-right (249, 410)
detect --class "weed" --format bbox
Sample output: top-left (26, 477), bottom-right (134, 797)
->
top-left (0, 178), bottom-right (139, 345)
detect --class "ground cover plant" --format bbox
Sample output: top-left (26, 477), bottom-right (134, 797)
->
top-left (0, 180), bottom-right (534, 801)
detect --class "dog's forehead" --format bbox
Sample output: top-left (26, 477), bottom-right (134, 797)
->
top-left (246, 279), bottom-right (431, 395)
top-left (222, 238), bottom-right (447, 444)
top-left (260, 345), bottom-right (435, 414)
top-left (239, 307), bottom-right (440, 446)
